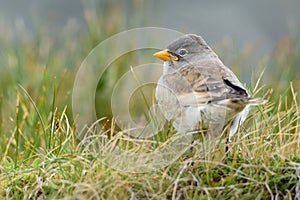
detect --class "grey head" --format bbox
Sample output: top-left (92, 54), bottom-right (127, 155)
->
top-left (154, 34), bottom-right (218, 72)
top-left (168, 34), bottom-right (218, 65)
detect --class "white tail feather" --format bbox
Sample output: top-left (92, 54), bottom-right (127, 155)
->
top-left (247, 98), bottom-right (268, 106)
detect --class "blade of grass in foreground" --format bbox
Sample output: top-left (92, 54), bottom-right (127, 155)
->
top-left (18, 83), bottom-right (48, 149)
top-left (14, 90), bottom-right (20, 168)
top-left (49, 77), bottom-right (57, 150)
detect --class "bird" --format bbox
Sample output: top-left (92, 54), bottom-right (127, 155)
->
top-left (153, 34), bottom-right (266, 143)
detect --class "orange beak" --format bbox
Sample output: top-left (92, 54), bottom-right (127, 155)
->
top-left (153, 49), bottom-right (178, 61)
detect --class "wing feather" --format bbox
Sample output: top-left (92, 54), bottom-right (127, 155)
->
top-left (161, 60), bottom-right (249, 106)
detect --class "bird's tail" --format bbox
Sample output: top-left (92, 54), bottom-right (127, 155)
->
top-left (230, 97), bottom-right (267, 106)
top-left (246, 98), bottom-right (268, 106)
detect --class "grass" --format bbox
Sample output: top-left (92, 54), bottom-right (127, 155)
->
top-left (1, 2), bottom-right (300, 199)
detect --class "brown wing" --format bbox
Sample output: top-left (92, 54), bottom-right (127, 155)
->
top-left (162, 60), bottom-right (249, 105)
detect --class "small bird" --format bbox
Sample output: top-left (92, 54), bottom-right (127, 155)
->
top-left (154, 34), bottom-right (266, 142)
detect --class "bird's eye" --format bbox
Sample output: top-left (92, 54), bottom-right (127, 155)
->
top-left (178, 49), bottom-right (188, 56)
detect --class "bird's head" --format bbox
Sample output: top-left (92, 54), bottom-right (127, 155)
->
top-left (153, 34), bottom-right (217, 72)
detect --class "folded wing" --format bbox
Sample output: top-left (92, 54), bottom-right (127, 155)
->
top-left (162, 60), bottom-right (250, 106)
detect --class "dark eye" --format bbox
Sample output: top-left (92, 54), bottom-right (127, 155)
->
top-left (179, 49), bottom-right (188, 56)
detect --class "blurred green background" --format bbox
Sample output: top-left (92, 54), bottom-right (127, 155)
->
top-left (0, 0), bottom-right (299, 135)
